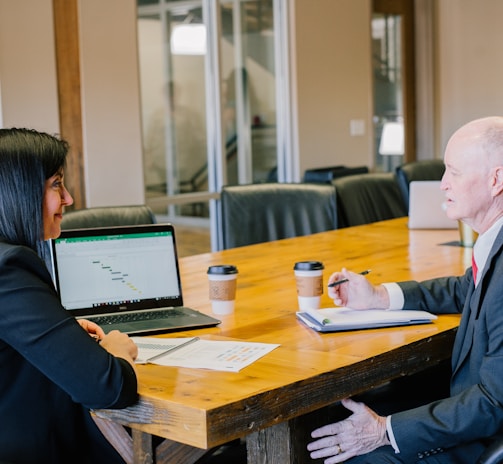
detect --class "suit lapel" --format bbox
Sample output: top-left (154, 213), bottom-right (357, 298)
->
top-left (451, 228), bottom-right (503, 375)
top-left (451, 286), bottom-right (477, 374)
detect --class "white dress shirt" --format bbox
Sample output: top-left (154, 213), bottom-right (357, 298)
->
top-left (472, 216), bottom-right (503, 286)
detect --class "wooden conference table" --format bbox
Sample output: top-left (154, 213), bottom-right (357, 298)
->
top-left (94, 217), bottom-right (471, 464)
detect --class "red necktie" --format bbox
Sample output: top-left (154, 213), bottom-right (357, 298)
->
top-left (472, 253), bottom-right (478, 284)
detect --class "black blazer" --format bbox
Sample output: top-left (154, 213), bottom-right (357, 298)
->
top-left (0, 239), bottom-right (137, 463)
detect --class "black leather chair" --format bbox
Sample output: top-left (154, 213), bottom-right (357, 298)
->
top-left (332, 172), bottom-right (407, 228)
top-left (395, 159), bottom-right (445, 212)
top-left (303, 165), bottom-right (369, 183)
top-left (61, 205), bottom-right (157, 229)
top-left (220, 182), bottom-right (338, 249)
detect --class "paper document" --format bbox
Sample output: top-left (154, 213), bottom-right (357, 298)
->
top-left (297, 307), bottom-right (437, 333)
top-left (132, 337), bottom-right (280, 372)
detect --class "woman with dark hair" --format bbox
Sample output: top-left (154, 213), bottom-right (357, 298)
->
top-left (0, 128), bottom-right (138, 463)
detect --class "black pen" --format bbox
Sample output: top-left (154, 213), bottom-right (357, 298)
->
top-left (328, 269), bottom-right (371, 287)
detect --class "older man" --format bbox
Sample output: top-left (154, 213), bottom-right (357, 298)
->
top-left (307, 116), bottom-right (503, 463)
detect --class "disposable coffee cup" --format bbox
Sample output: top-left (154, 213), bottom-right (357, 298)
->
top-left (294, 261), bottom-right (324, 310)
top-left (207, 265), bottom-right (238, 315)
top-left (458, 221), bottom-right (478, 248)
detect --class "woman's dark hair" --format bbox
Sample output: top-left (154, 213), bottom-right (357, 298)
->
top-left (0, 128), bottom-right (69, 257)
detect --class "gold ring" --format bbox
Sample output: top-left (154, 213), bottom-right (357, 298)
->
top-left (337, 444), bottom-right (343, 454)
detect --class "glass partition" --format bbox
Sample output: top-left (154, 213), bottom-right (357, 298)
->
top-left (372, 12), bottom-right (404, 172)
top-left (138, 4), bottom-right (209, 219)
top-left (137, 0), bottom-right (290, 251)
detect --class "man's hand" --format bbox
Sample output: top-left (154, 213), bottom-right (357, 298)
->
top-left (328, 268), bottom-right (390, 309)
top-left (307, 398), bottom-right (390, 463)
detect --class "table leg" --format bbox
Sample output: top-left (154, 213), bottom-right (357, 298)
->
top-left (246, 422), bottom-right (294, 463)
top-left (156, 438), bottom-right (208, 464)
top-left (132, 429), bottom-right (154, 464)
top-left (92, 414), bottom-right (134, 464)
top-left (246, 409), bottom-right (335, 464)
top-left (93, 414), bottom-right (209, 464)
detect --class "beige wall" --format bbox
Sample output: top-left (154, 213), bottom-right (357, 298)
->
top-left (292, 0), bottom-right (373, 175)
top-left (435, 0), bottom-right (503, 155)
top-left (79, 0), bottom-right (144, 207)
top-left (0, 0), bottom-right (59, 132)
top-left (0, 0), bottom-right (144, 207)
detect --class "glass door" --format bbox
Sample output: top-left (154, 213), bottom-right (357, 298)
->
top-left (372, 0), bottom-right (416, 172)
top-left (219, 0), bottom-right (278, 185)
top-left (137, 0), bottom-right (290, 251)
top-left (138, 1), bottom-right (210, 221)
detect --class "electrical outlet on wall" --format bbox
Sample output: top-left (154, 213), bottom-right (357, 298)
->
top-left (350, 119), bottom-right (365, 136)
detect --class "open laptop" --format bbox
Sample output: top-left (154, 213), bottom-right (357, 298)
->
top-left (49, 223), bottom-right (221, 335)
top-left (408, 180), bottom-right (457, 229)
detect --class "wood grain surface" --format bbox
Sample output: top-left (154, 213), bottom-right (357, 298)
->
top-left (95, 218), bottom-right (467, 462)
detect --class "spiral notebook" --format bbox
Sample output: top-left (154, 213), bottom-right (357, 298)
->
top-left (49, 223), bottom-right (220, 335)
top-left (297, 307), bottom-right (437, 332)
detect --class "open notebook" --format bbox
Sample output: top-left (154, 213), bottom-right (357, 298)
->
top-left (49, 223), bottom-right (221, 335)
top-left (297, 307), bottom-right (437, 332)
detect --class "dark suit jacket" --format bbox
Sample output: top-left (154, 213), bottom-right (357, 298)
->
top-left (0, 240), bottom-right (138, 463)
top-left (389, 226), bottom-right (503, 461)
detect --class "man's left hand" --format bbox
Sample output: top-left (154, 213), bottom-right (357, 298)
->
top-left (307, 398), bottom-right (389, 463)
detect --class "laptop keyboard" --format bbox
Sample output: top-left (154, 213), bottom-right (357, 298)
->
top-left (90, 308), bottom-right (185, 326)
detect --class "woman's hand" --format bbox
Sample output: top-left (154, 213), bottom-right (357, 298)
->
top-left (99, 330), bottom-right (138, 367)
top-left (78, 318), bottom-right (106, 342)
top-left (78, 320), bottom-right (137, 369)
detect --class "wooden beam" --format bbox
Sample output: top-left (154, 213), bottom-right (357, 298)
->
top-left (53, 0), bottom-right (85, 209)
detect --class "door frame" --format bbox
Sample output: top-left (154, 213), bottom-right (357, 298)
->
top-left (373, 0), bottom-right (416, 163)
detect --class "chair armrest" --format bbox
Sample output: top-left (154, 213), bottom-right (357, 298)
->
top-left (478, 438), bottom-right (503, 464)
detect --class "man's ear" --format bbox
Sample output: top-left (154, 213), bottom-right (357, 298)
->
top-left (492, 166), bottom-right (503, 196)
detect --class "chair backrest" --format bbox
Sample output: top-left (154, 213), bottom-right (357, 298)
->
top-left (303, 165), bottom-right (369, 183)
top-left (332, 172), bottom-right (407, 228)
top-left (395, 159), bottom-right (445, 211)
top-left (220, 183), bottom-right (338, 249)
top-left (61, 205), bottom-right (157, 229)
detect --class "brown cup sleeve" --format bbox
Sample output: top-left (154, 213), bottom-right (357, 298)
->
top-left (295, 275), bottom-right (323, 297)
top-left (209, 279), bottom-right (237, 301)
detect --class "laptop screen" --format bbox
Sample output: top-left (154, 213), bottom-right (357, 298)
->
top-left (50, 224), bottom-right (184, 317)
top-left (408, 181), bottom-right (457, 229)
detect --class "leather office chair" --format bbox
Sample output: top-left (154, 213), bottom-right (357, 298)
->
top-left (61, 205), bottom-right (157, 229)
top-left (332, 172), bottom-right (407, 228)
top-left (395, 159), bottom-right (445, 211)
top-left (220, 182), bottom-right (338, 249)
top-left (303, 165), bottom-right (369, 183)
